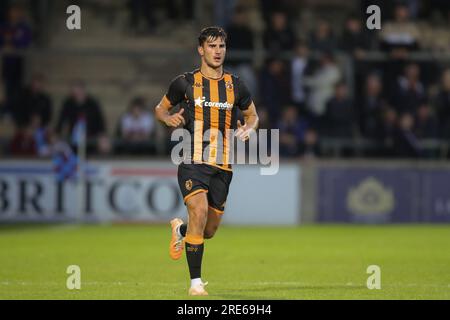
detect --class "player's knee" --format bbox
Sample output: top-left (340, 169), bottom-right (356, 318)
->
top-left (187, 202), bottom-right (208, 220)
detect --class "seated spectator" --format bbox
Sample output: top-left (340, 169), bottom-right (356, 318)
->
top-left (290, 42), bottom-right (313, 111)
top-left (226, 6), bottom-right (257, 97)
top-left (12, 73), bottom-right (53, 129)
top-left (394, 113), bottom-right (422, 158)
top-left (304, 52), bottom-right (341, 119)
top-left (309, 19), bottom-right (337, 54)
top-left (117, 97), bottom-right (155, 154)
top-left (376, 107), bottom-right (397, 156)
top-left (56, 81), bottom-right (107, 154)
top-left (9, 126), bottom-right (36, 156)
top-left (259, 57), bottom-right (290, 125)
top-left (360, 74), bottom-right (386, 138)
top-left (0, 79), bottom-right (5, 117)
top-left (278, 106), bottom-right (310, 157)
top-left (299, 128), bottom-right (320, 159)
top-left (340, 15), bottom-right (372, 59)
top-left (379, 3), bottom-right (420, 55)
top-left (226, 6), bottom-right (254, 64)
top-left (263, 11), bottom-right (295, 53)
top-left (9, 113), bottom-right (50, 157)
top-left (391, 63), bottom-right (427, 114)
top-left (414, 104), bottom-right (438, 139)
top-left (435, 68), bottom-right (450, 138)
top-left (323, 82), bottom-right (355, 138)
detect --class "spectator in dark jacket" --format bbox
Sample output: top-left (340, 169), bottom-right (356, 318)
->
top-left (278, 105), bottom-right (310, 157)
top-left (435, 69), bottom-right (450, 138)
top-left (391, 63), bottom-right (427, 114)
top-left (309, 19), bottom-right (337, 54)
top-left (290, 42), bottom-right (313, 111)
top-left (414, 104), bottom-right (438, 139)
top-left (56, 81), bottom-right (106, 150)
top-left (340, 15), bottom-right (371, 57)
top-left (12, 73), bottom-right (53, 128)
top-left (377, 107), bottom-right (397, 157)
top-left (226, 6), bottom-right (254, 66)
top-left (226, 6), bottom-right (258, 96)
top-left (260, 58), bottom-right (290, 125)
top-left (360, 74), bottom-right (386, 138)
top-left (323, 82), bottom-right (355, 138)
top-left (263, 11), bottom-right (295, 53)
top-left (0, 78), bottom-right (5, 117)
top-left (394, 113), bottom-right (421, 158)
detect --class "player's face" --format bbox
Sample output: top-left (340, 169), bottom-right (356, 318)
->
top-left (199, 37), bottom-right (226, 69)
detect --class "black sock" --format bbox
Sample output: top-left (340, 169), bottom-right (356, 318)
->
top-left (185, 242), bottom-right (204, 279)
top-left (179, 224), bottom-right (187, 237)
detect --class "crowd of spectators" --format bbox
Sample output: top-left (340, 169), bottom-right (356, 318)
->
top-left (1, 0), bottom-right (450, 160)
top-left (224, 0), bottom-right (450, 159)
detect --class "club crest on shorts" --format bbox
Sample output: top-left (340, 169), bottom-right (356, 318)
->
top-left (185, 179), bottom-right (193, 191)
top-left (225, 81), bottom-right (233, 91)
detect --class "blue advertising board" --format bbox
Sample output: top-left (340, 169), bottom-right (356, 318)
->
top-left (317, 167), bottom-right (450, 223)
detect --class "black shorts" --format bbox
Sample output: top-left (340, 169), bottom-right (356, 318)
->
top-left (177, 162), bottom-right (233, 214)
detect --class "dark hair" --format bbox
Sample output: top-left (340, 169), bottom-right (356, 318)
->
top-left (198, 26), bottom-right (227, 46)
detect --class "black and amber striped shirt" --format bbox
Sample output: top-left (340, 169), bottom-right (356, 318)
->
top-left (163, 69), bottom-right (252, 171)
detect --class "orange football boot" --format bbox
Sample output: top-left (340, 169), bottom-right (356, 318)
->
top-left (169, 218), bottom-right (184, 260)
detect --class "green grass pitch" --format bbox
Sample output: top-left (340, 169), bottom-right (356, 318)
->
top-left (0, 224), bottom-right (449, 300)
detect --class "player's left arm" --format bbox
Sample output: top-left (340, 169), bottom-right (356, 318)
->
top-left (236, 102), bottom-right (259, 141)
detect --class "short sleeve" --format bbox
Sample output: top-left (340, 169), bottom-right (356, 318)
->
top-left (165, 75), bottom-right (188, 106)
top-left (236, 78), bottom-right (253, 110)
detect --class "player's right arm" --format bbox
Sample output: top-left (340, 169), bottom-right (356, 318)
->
top-left (155, 96), bottom-right (185, 127)
top-left (154, 75), bottom-right (187, 127)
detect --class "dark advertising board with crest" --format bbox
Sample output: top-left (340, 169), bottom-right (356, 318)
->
top-left (317, 167), bottom-right (450, 223)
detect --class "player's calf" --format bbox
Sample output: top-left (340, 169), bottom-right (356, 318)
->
top-left (186, 195), bottom-right (208, 235)
top-left (203, 226), bottom-right (218, 239)
top-left (184, 192), bottom-right (209, 290)
top-left (203, 209), bottom-right (223, 240)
